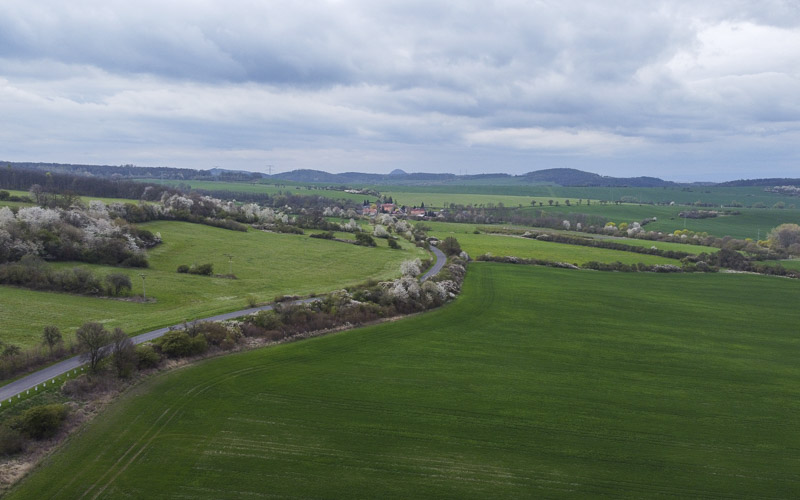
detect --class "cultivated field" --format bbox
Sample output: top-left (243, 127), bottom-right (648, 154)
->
top-left (427, 231), bottom-right (681, 266)
top-left (517, 203), bottom-right (800, 240)
top-left (374, 184), bottom-right (800, 207)
top-left (424, 221), bottom-right (719, 255)
top-left (0, 221), bottom-right (424, 349)
top-left (8, 263), bottom-right (800, 498)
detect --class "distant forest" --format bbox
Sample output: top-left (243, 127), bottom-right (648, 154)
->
top-left (3, 161), bottom-right (800, 188)
top-left (0, 161), bottom-right (263, 182)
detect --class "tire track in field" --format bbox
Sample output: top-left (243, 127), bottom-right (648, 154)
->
top-left (76, 365), bottom-right (266, 499)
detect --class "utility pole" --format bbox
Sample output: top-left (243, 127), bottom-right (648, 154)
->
top-left (139, 274), bottom-right (147, 301)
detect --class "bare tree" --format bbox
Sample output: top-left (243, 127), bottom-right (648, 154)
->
top-left (76, 322), bottom-right (110, 372)
top-left (41, 325), bottom-right (63, 356)
top-left (110, 328), bottom-right (136, 378)
top-left (105, 273), bottom-right (132, 296)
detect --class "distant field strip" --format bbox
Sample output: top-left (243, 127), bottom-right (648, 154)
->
top-left (9, 264), bottom-right (800, 498)
top-left (429, 232), bottom-right (681, 265)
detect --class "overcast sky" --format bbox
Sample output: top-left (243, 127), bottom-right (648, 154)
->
top-left (1, 1), bottom-right (799, 181)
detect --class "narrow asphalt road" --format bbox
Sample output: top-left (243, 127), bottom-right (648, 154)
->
top-left (420, 245), bottom-right (446, 282)
top-left (0, 245), bottom-right (446, 403)
top-left (0, 298), bottom-right (318, 404)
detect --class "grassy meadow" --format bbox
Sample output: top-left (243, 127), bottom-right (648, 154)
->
top-left (8, 263), bottom-right (800, 498)
top-left (0, 221), bottom-right (424, 350)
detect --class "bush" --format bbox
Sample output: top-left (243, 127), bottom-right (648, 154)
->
top-left (14, 404), bottom-right (69, 440)
top-left (135, 344), bottom-right (162, 369)
top-left (246, 294), bottom-right (258, 308)
top-left (157, 331), bottom-right (207, 358)
top-left (193, 263), bottom-right (214, 276)
top-left (177, 264), bottom-right (190, 273)
top-left (355, 232), bottom-right (376, 247)
top-left (197, 322), bottom-right (229, 346)
top-left (120, 253), bottom-right (149, 268)
top-left (310, 231), bottom-right (335, 240)
top-left (388, 238), bottom-right (400, 249)
top-left (61, 374), bottom-right (118, 399)
top-left (0, 425), bottom-right (25, 456)
top-left (105, 273), bottom-right (132, 296)
top-left (439, 236), bottom-right (462, 256)
top-left (251, 309), bottom-right (283, 330)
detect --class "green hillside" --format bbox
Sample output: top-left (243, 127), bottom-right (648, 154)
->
top-left (0, 221), bottom-right (423, 349)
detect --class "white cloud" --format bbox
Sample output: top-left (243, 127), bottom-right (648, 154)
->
top-left (465, 128), bottom-right (644, 153)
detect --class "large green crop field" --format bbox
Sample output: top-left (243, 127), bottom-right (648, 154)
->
top-left (9, 264), bottom-right (800, 498)
top-left (0, 221), bottom-right (424, 349)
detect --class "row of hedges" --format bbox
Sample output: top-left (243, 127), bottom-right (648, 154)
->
top-left (475, 254), bottom-right (685, 273)
top-left (478, 226), bottom-right (696, 260)
top-left (0, 256), bottom-right (133, 296)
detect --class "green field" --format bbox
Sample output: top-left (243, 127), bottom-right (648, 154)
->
top-left (428, 231), bottom-right (680, 266)
top-left (0, 221), bottom-right (424, 350)
top-left (122, 180), bottom-right (800, 240)
top-left (9, 264), bottom-right (800, 498)
top-left (372, 184), bottom-right (800, 207)
top-left (141, 179), bottom-right (369, 203)
top-left (518, 203), bottom-right (800, 240)
top-left (591, 235), bottom-right (719, 254)
top-left (423, 221), bottom-right (718, 255)
top-left (762, 259), bottom-right (800, 271)
top-left (383, 190), bottom-right (556, 209)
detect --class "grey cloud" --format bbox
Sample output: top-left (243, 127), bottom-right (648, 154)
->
top-left (1, 0), bottom-right (799, 180)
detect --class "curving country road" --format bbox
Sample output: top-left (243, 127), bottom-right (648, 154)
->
top-left (420, 245), bottom-right (446, 282)
top-left (0, 245), bottom-right (446, 403)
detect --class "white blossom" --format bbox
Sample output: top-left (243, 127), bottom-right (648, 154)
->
top-left (400, 258), bottom-right (423, 277)
top-left (373, 225), bottom-right (389, 238)
top-left (16, 206), bottom-right (62, 231)
top-left (0, 206), bottom-right (14, 229)
top-left (88, 200), bottom-right (108, 218)
top-left (388, 277), bottom-right (421, 302)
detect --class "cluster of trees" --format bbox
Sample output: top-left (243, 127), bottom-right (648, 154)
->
top-left (0, 166), bottom-right (174, 201)
top-left (475, 254), bottom-right (684, 273)
top-left (0, 204), bottom-right (156, 266)
top-left (0, 256), bottom-right (133, 296)
top-left (678, 210), bottom-right (723, 219)
top-left (767, 223), bottom-right (800, 254)
top-left (688, 248), bottom-right (800, 278)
